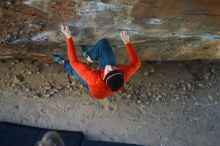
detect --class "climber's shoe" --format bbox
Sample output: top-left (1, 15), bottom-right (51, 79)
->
top-left (80, 45), bottom-right (90, 58)
top-left (53, 55), bottom-right (64, 64)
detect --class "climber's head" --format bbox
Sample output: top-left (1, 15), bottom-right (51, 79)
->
top-left (104, 65), bottom-right (124, 91)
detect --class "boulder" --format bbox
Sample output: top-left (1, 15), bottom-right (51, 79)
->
top-left (0, 0), bottom-right (219, 62)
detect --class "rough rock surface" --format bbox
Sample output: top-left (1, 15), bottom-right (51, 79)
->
top-left (0, 0), bottom-right (220, 61)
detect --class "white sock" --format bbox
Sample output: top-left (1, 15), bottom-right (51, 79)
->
top-left (87, 56), bottom-right (94, 63)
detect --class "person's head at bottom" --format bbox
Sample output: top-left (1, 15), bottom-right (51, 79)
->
top-left (104, 65), bottom-right (124, 91)
top-left (35, 131), bottom-right (65, 146)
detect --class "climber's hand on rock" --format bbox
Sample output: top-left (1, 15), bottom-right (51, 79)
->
top-left (61, 24), bottom-right (72, 38)
top-left (120, 30), bottom-right (130, 45)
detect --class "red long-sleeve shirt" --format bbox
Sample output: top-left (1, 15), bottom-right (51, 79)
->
top-left (67, 38), bottom-right (141, 99)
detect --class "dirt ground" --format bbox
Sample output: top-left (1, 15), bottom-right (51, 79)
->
top-left (0, 58), bottom-right (220, 146)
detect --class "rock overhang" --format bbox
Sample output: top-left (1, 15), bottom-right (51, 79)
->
top-left (0, 0), bottom-right (220, 62)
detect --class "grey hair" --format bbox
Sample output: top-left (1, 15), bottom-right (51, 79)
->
top-left (35, 131), bottom-right (65, 146)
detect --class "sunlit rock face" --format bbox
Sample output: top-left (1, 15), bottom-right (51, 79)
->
top-left (0, 0), bottom-right (220, 62)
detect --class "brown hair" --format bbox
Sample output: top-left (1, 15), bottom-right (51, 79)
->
top-left (35, 131), bottom-right (65, 146)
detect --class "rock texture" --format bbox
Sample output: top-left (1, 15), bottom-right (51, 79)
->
top-left (0, 0), bottom-right (220, 61)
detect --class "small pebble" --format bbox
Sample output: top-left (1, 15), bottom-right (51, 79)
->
top-left (208, 95), bottom-right (213, 100)
top-left (194, 102), bottom-right (199, 106)
top-left (150, 69), bottom-right (155, 73)
top-left (27, 71), bottom-right (32, 75)
top-left (144, 72), bottom-right (148, 76)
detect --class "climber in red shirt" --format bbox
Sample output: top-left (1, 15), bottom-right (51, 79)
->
top-left (53, 25), bottom-right (141, 99)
